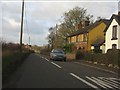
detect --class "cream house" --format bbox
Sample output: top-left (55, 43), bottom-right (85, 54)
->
top-left (104, 14), bottom-right (120, 53)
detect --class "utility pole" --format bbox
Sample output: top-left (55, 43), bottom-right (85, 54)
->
top-left (29, 36), bottom-right (30, 45)
top-left (20, 0), bottom-right (24, 48)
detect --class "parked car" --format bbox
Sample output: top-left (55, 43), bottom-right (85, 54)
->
top-left (50, 49), bottom-right (66, 61)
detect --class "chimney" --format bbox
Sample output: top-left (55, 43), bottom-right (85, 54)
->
top-left (82, 19), bottom-right (90, 28)
top-left (75, 22), bottom-right (82, 30)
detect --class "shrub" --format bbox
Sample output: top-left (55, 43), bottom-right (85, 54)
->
top-left (93, 49), bottom-right (102, 53)
top-left (84, 49), bottom-right (120, 67)
top-left (106, 49), bottom-right (119, 66)
top-left (2, 43), bottom-right (31, 84)
top-left (64, 43), bottom-right (75, 53)
top-left (84, 52), bottom-right (93, 61)
top-left (75, 49), bottom-right (84, 60)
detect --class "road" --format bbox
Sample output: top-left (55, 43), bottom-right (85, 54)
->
top-left (4, 53), bottom-right (120, 89)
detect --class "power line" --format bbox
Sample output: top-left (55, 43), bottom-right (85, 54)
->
top-left (24, 1), bottom-right (30, 45)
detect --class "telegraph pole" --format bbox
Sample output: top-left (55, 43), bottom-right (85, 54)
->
top-left (20, 0), bottom-right (24, 48)
top-left (29, 36), bottom-right (30, 45)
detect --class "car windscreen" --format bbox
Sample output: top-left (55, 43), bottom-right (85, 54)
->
top-left (53, 50), bottom-right (64, 54)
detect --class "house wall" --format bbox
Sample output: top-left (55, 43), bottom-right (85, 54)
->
top-left (76, 42), bottom-right (87, 51)
top-left (105, 19), bottom-right (119, 53)
top-left (67, 33), bottom-right (88, 51)
top-left (87, 22), bottom-right (106, 51)
top-left (100, 44), bottom-right (105, 54)
top-left (118, 25), bottom-right (120, 49)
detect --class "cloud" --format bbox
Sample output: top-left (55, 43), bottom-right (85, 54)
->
top-left (2, 1), bottom-right (118, 46)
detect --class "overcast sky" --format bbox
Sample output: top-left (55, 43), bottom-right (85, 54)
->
top-left (1, 0), bottom-right (119, 46)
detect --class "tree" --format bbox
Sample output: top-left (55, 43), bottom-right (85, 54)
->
top-left (47, 27), bottom-right (55, 50)
top-left (62, 6), bottom-right (93, 34)
top-left (96, 16), bottom-right (105, 22)
top-left (47, 6), bottom-right (94, 49)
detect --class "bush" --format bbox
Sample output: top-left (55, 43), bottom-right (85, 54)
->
top-left (64, 43), bottom-right (75, 53)
top-left (75, 50), bottom-right (84, 60)
top-left (93, 49), bottom-right (102, 53)
top-left (84, 49), bottom-right (120, 67)
top-left (106, 49), bottom-right (120, 66)
top-left (2, 51), bottom-right (31, 84)
top-left (84, 52), bottom-right (93, 61)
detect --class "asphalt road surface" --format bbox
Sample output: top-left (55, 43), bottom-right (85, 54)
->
top-left (4, 53), bottom-right (120, 89)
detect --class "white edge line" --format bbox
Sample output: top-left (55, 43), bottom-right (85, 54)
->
top-left (74, 62), bottom-right (118, 75)
top-left (51, 62), bottom-right (62, 69)
top-left (70, 73), bottom-right (99, 89)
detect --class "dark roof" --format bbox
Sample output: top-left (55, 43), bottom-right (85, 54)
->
top-left (91, 39), bottom-right (105, 46)
top-left (68, 19), bottom-right (110, 37)
top-left (104, 14), bottom-right (120, 32)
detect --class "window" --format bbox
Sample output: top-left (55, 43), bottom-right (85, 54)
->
top-left (78, 34), bottom-right (83, 42)
top-left (112, 25), bottom-right (117, 40)
top-left (112, 44), bottom-right (117, 49)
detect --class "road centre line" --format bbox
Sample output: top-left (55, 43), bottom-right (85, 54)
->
top-left (51, 62), bottom-right (62, 69)
top-left (45, 58), bottom-right (49, 61)
top-left (40, 56), bottom-right (49, 61)
top-left (70, 73), bottom-right (99, 89)
top-left (74, 62), bottom-right (118, 75)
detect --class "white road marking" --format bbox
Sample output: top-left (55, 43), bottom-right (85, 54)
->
top-left (70, 73), bottom-right (99, 89)
top-left (86, 76), bottom-right (107, 89)
top-left (51, 62), bottom-right (62, 69)
top-left (109, 78), bottom-right (120, 81)
top-left (74, 62), bottom-right (118, 75)
top-left (45, 58), bottom-right (49, 61)
top-left (108, 78), bottom-right (120, 85)
top-left (91, 77), bottom-right (113, 89)
top-left (98, 77), bottom-right (119, 88)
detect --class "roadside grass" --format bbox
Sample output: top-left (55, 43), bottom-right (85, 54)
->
top-left (2, 43), bottom-right (32, 84)
top-left (2, 50), bottom-right (31, 84)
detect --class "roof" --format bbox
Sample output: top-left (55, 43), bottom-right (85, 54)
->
top-left (91, 39), bottom-right (105, 46)
top-left (68, 19), bottom-right (110, 37)
top-left (104, 14), bottom-right (120, 32)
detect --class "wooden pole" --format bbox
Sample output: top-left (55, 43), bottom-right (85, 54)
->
top-left (20, 0), bottom-right (24, 48)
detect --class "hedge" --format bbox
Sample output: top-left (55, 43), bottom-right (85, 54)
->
top-left (2, 50), bottom-right (31, 84)
top-left (84, 49), bottom-right (120, 67)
